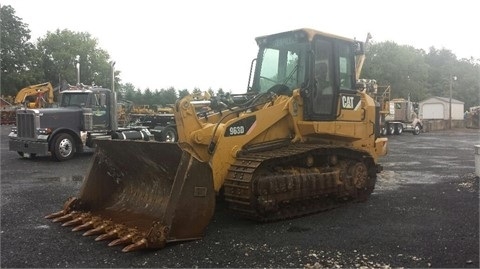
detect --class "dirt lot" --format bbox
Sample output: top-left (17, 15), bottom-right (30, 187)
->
top-left (1, 125), bottom-right (478, 268)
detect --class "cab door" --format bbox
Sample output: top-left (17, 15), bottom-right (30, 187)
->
top-left (91, 92), bottom-right (110, 129)
top-left (305, 36), bottom-right (357, 121)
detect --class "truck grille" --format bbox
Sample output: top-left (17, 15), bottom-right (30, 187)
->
top-left (17, 112), bottom-right (35, 138)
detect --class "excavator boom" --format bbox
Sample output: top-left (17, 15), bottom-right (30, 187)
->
top-left (14, 82), bottom-right (55, 108)
top-left (1, 82), bottom-right (55, 125)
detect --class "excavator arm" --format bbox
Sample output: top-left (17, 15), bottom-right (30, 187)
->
top-left (14, 82), bottom-right (54, 108)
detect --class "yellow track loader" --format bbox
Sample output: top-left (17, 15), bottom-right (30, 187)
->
top-left (46, 28), bottom-right (388, 252)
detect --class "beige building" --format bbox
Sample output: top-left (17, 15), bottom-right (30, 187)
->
top-left (419, 96), bottom-right (464, 120)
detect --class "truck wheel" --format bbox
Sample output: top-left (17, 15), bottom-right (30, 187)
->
top-left (380, 127), bottom-right (387, 136)
top-left (387, 124), bottom-right (395, 135)
top-left (394, 124), bottom-right (403, 135)
top-left (51, 133), bottom-right (76, 161)
top-left (161, 126), bottom-right (178, 142)
top-left (413, 124), bottom-right (421, 135)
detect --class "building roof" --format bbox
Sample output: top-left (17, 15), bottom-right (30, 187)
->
top-left (420, 96), bottom-right (464, 104)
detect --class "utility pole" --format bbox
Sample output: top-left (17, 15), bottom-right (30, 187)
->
top-left (75, 55), bottom-right (80, 85)
top-left (110, 61), bottom-right (117, 131)
top-left (111, 61), bottom-right (116, 93)
top-left (449, 74), bottom-right (457, 129)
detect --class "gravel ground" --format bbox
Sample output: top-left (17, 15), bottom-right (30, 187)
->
top-left (1, 125), bottom-right (478, 268)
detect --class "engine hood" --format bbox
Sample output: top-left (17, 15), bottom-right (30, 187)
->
top-left (18, 107), bottom-right (85, 130)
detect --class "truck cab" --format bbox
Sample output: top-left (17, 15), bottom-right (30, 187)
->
top-left (60, 87), bottom-right (115, 130)
top-left (384, 98), bottom-right (423, 135)
top-left (9, 85), bottom-right (119, 161)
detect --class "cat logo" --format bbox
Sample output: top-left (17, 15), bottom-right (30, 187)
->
top-left (341, 95), bottom-right (360, 110)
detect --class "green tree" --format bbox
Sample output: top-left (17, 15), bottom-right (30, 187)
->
top-left (207, 88), bottom-right (215, 98)
top-left (178, 89), bottom-right (190, 99)
top-left (191, 87), bottom-right (202, 99)
top-left (133, 89), bottom-right (143, 104)
top-left (452, 58), bottom-right (480, 109)
top-left (162, 87), bottom-right (177, 105)
top-left (425, 47), bottom-right (458, 97)
top-left (152, 89), bottom-right (162, 106)
top-left (143, 88), bottom-right (153, 106)
top-left (0, 5), bottom-right (43, 96)
top-left (424, 48), bottom-right (480, 108)
top-left (363, 41), bottom-right (429, 101)
top-left (121, 82), bottom-right (136, 101)
top-left (36, 29), bottom-right (118, 89)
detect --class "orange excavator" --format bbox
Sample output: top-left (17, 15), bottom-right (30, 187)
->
top-left (14, 82), bottom-right (55, 108)
top-left (1, 82), bottom-right (55, 124)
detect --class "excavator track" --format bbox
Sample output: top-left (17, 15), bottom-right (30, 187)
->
top-left (223, 143), bottom-right (377, 222)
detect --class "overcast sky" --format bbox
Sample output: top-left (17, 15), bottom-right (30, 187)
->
top-left (3, 0), bottom-right (478, 93)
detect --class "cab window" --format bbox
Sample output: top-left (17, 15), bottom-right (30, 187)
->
top-left (257, 44), bottom-right (306, 93)
top-left (93, 93), bottom-right (107, 108)
top-left (60, 93), bottom-right (88, 107)
top-left (337, 42), bottom-right (355, 91)
top-left (313, 38), bottom-right (334, 115)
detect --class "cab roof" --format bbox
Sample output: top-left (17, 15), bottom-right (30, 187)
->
top-left (255, 28), bottom-right (357, 44)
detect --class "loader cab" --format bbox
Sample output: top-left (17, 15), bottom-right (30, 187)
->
top-left (251, 29), bottom-right (359, 121)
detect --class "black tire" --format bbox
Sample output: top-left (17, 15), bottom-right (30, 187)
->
top-left (394, 124), bottom-right (403, 135)
top-left (161, 126), bottom-right (178, 142)
top-left (51, 133), bottom-right (76, 161)
top-left (387, 124), bottom-right (395, 135)
top-left (380, 126), bottom-right (387, 136)
top-left (413, 124), bottom-right (421, 135)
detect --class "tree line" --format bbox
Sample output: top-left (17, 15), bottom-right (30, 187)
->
top-left (1, 5), bottom-right (479, 109)
top-left (362, 41), bottom-right (480, 108)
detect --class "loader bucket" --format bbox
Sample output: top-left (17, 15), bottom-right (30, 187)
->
top-left (45, 139), bottom-right (215, 252)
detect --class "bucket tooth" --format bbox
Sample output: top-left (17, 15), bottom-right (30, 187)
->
top-left (108, 233), bottom-right (134, 247)
top-left (46, 197), bottom-right (81, 220)
top-left (45, 210), bottom-right (66, 219)
top-left (95, 225), bottom-right (126, 242)
top-left (62, 217), bottom-right (82, 227)
top-left (122, 238), bottom-right (148, 253)
top-left (62, 214), bottom-right (89, 227)
top-left (72, 221), bottom-right (94, 232)
top-left (95, 230), bottom-right (118, 242)
top-left (96, 230), bottom-right (117, 241)
top-left (83, 223), bottom-right (109, 237)
top-left (52, 212), bottom-right (76, 223)
top-left (82, 225), bottom-right (107, 236)
top-left (72, 217), bottom-right (101, 232)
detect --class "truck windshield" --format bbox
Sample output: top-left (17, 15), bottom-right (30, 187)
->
top-left (255, 40), bottom-right (307, 93)
top-left (60, 93), bottom-right (89, 107)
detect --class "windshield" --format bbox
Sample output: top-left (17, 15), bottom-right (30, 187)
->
top-left (60, 93), bottom-right (89, 107)
top-left (255, 40), bottom-right (307, 93)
